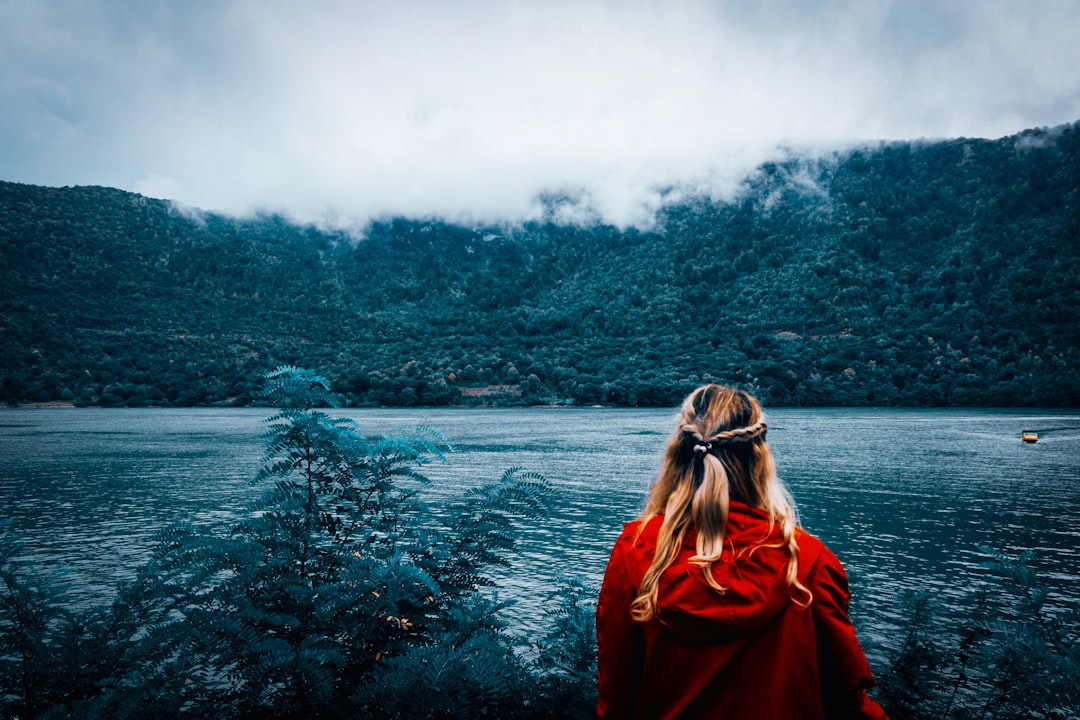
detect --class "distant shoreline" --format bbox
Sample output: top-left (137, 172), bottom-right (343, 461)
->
top-left (10, 401), bottom-right (606, 410)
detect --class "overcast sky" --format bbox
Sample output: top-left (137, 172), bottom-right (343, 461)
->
top-left (2, 0), bottom-right (1078, 229)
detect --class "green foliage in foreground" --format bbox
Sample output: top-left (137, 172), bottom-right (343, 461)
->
top-left (1, 369), bottom-right (1076, 718)
top-left (875, 549), bottom-right (1079, 720)
top-left (0, 368), bottom-right (597, 719)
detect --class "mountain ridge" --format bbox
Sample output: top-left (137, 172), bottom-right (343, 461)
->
top-left (2, 122), bottom-right (1078, 407)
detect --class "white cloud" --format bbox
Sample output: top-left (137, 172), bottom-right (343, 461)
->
top-left (2, 0), bottom-right (1079, 229)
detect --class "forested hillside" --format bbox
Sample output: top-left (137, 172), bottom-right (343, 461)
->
top-left (2, 122), bottom-right (1078, 407)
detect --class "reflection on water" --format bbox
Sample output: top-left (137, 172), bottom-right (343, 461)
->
top-left (1, 406), bottom-right (1078, 667)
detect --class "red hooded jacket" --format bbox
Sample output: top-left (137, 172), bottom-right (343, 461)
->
top-left (596, 502), bottom-right (889, 719)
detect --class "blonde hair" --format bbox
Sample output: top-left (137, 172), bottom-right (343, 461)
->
top-left (630, 385), bottom-right (811, 622)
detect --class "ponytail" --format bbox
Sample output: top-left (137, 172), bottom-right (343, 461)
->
top-left (631, 386), bottom-right (810, 622)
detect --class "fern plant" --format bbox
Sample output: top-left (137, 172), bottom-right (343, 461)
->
top-left (877, 548), bottom-right (1079, 720)
top-left (0, 367), bottom-right (599, 718)
top-left (0, 529), bottom-right (65, 718)
top-left (145, 366), bottom-right (555, 717)
top-left (530, 575), bottom-right (599, 719)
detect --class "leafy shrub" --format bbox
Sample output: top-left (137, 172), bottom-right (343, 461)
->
top-left (0, 367), bottom-right (601, 718)
top-left (877, 548), bottom-right (1079, 720)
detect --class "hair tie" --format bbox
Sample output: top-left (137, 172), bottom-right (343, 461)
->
top-left (693, 441), bottom-right (712, 456)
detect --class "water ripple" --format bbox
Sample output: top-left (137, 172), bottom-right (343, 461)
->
top-left (1, 406), bottom-right (1077, 661)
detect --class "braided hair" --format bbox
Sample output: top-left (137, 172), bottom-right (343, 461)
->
top-left (630, 385), bottom-right (810, 622)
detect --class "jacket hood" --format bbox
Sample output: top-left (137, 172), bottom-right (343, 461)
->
top-left (628, 502), bottom-right (797, 644)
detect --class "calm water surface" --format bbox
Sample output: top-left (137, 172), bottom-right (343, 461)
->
top-left (1, 406), bottom-right (1078, 666)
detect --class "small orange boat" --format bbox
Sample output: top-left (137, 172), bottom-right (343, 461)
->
top-left (1021, 430), bottom-right (1038, 443)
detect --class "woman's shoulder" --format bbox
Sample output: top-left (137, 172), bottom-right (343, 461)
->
top-left (792, 528), bottom-right (849, 587)
top-left (614, 516), bottom-right (663, 547)
top-left (794, 528), bottom-right (844, 562)
top-left (794, 526), bottom-right (826, 553)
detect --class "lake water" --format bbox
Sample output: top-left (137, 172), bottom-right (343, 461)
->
top-left (1, 406), bottom-right (1078, 668)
